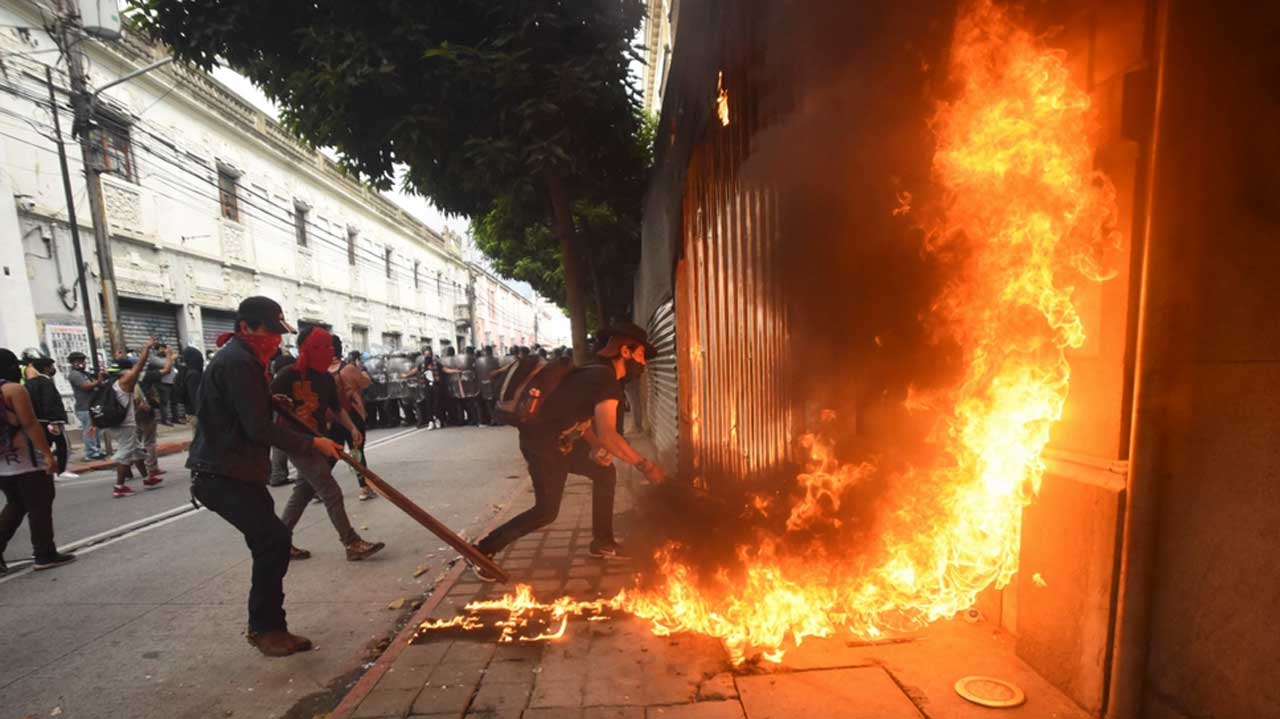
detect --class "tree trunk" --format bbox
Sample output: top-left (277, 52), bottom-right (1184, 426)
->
top-left (585, 250), bottom-right (608, 329)
top-left (546, 174), bottom-right (590, 365)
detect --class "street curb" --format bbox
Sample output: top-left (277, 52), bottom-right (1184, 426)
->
top-left (329, 481), bottom-right (526, 719)
top-left (66, 440), bottom-right (191, 474)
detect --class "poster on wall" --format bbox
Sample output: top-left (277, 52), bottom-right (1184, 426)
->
top-left (44, 323), bottom-right (99, 427)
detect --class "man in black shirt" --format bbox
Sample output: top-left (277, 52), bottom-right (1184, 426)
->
top-left (271, 326), bottom-right (385, 562)
top-left (470, 324), bottom-right (668, 579)
top-left (25, 357), bottom-right (71, 477)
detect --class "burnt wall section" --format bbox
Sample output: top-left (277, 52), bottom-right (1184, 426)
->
top-left (1137, 1), bottom-right (1280, 717)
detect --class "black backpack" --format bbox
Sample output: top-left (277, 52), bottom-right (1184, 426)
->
top-left (88, 378), bottom-right (130, 429)
top-left (493, 357), bottom-right (574, 426)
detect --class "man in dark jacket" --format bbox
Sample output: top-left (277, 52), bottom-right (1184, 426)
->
top-left (25, 357), bottom-right (71, 477)
top-left (180, 346), bottom-right (204, 419)
top-left (187, 296), bottom-right (340, 657)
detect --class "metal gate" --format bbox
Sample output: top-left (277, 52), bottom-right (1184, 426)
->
top-left (201, 309), bottom-right (236, 351)
top-left (645, 298), bottom-right (679, 470)
top-left (118, 299), bottom-right (180, 352)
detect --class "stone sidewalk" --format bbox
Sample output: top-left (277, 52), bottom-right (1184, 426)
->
top-left (338, 458), bottom-right (1093, 719)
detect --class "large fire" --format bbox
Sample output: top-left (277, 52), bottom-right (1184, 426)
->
top-left (422, 0), bottom-right (1116, 664)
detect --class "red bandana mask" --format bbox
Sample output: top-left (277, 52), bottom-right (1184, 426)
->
top-left (218, 331), bottom-right (282, 369)
top-left (296, 327), bottom-right (335, 374)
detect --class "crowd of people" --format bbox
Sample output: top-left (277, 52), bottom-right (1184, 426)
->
top-left (1, 294), bottom-right (669, 661)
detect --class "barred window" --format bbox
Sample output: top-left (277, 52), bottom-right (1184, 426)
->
top-left (91, 120), bottom-right (135, 182)
top-left (218, 169), bottom-right (239, 221)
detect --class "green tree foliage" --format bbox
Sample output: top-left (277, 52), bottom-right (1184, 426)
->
top-left (130, 0), bottom-right (647, 361)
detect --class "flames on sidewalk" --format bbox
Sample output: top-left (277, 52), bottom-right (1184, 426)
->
top-left (417, 0), bottom-right (1117, 665)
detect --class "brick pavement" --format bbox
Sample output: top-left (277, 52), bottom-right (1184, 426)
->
top-left (343, 449), bottom-right (1092, 719)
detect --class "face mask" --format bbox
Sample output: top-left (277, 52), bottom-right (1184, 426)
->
top-left (622, 357), bottom-right (646, 384)
top-left (238, 332), bottom-right (283, 368)
top-left (48, 368), bottom-right (57, 378)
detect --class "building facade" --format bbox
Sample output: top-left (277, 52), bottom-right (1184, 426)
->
top-left (640, 0), bottom-right (678, 116)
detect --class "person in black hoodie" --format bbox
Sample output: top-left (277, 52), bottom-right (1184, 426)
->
top-left (180, 346), bottom-right (204, 422)
top-left (24, 357), bottom-right (71, 478)
top-left (186, 297), bottom-right (341, 657)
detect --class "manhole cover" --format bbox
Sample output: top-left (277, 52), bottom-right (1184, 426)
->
top-left (955, 675), bottom-right (1026, 708)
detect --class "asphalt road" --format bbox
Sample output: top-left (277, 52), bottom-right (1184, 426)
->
top-left (0, 424), bottom-right (527, 719)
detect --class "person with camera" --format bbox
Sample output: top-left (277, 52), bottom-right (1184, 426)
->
top-left (187, 297), bottom-right (341, 657)
top-left (469, 324), bottom-right (669, 580)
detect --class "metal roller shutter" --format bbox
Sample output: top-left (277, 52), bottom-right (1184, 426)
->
top-left (118, 299), bottom-right (180, 352)
top-left (645, 298), bottom-right (679, 472)
top-left (201, 309), bottom-right (237, 351)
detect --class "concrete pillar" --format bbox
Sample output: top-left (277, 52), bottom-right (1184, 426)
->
top-left (0, 143), bottom-right (41, 350)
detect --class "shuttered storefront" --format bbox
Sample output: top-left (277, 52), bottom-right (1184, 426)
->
top-left (118, 299), bottom-right (180, 352)
top-left (645, 298), bottom-right (679, 471)
top-left (201, 309), bottom-right (237, 352)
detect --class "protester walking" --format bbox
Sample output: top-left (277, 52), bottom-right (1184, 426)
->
top-left (470, 324), bottom-right (669, 581)
top-left (329, 337), bottom-right (375, 501)
top-left (102, 340), bottom-right (163, 498)
top-left (271, 326), bottom-right (385, 562)
top-left (66, 352), bottom-right (106, 461)
top-left (0, 349), bottom-right (75, 575)
top-left (156, 344), bottom-right (179, 425)
top-left (24, 357), bottom-right (75, 479)
top-left (186, 296), bottom-right (341, 658)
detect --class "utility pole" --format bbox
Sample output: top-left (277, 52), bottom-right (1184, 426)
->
top-left (51, 0), bottom-right (124, 357)
top-left (46, 66), bottom-right (102, 375)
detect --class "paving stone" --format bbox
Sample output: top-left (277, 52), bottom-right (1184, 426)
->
top-left (378, 664), bottom-right (435, 690)
top-left (531, 568), bottom-right (561, 579)
top-left (412, 682), bottom-right (477, 716)
top-left (402, 642), bottom-right (454, 668)
top-left (464, 712), bottom-right (521, 719)
top-left (529, 678), bottom-right (585, 708)
top-left (569, 565), bottom-right (604, 579)
top-left (696, 673), bottom-right (738, 701)
top-left (353, 687), bottom-right (420, 718)
top-left (735, 667), bottom-right (921, 719)
top-left (531, 579), bottom-right (565, 594)
top-left (483, 658), bottom-right (539, 686)
top-left (645, 702), bottom-right (745, 719)
top-left (583, 707), bottom-right (645, 719)
top-left (445, 641), bottom-right (498, 664)
top-left (428, 660), bottom-right (489, 687)
top-left (494, 643), bottom-right (545, 662)
top-left (504, 558), bottom-right (535, 570)
top-left (563, 578), bottom-right (594, 594)
top-left (470, 679), bottom-right (533, 713)
top-left (523, 709), bottom-right (583, 719)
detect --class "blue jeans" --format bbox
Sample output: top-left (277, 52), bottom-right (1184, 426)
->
top-left (75, 410), bottom-right (103, 458)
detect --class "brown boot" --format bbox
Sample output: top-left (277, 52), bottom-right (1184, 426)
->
top-left (290, 546), bottom-right (312, 560)
top-left (247, 630), bottom-right (307, 657)
top-left (345, 538), bottom-right (386, 561)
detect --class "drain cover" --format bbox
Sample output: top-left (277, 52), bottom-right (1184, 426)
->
top-left (955, 676), bottom-right (1026, 708)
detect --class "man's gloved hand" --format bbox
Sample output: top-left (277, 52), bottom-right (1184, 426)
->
top-left (312, 437), bottom-right (342, 459)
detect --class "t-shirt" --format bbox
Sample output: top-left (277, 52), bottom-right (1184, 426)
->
top-left (521, 364), bottom-right (623, 450)
top-left (271, 366), bottom-right (339, 434)
top-left (112, 382), bottom-right (140, 427)
top-left (1, 380), bottom-right (46, 476)
top-left (67, 368), bottom-right (94, 412)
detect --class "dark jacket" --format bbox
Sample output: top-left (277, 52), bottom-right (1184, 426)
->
top-left (25, 374), bottom-right (68, 424)
top-left (186, 336), bottom-right (312, 483)
top-left (181, 346), bottom-right (204, 413)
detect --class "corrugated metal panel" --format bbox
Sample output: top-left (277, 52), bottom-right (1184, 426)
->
top-left (201, 309), bottom-right (236, 351)
top-left (677, 10), bottom-right (793, 493)
top-left (118, 299), bottom-right (179, 352)
top-left (645, 298), bottom-right (679, 470)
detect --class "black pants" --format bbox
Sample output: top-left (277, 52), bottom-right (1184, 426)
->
top-left (477, 440), bottom-right (616, 555)
top-left (415, 392), bottom-right (434, 427)
top-left (0, 470), bottom-right (58, 561)
top-left (157, 384), bottom-right (174, 423)
top-left (327, 412), bottom-right (368, 487)
top-left (463, 396), bottom-right (483, 426)
top-left (191, 472), bottom-right (291, 634)
top-left (44, 426), bottom-right (68, 474)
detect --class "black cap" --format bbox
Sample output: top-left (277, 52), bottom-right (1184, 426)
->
top-left (598, 322), bottom-right (657, 359)
top-left (236, 296), bottom-right (296, 334)
top-left (67, 351), bottom-right (87, 362)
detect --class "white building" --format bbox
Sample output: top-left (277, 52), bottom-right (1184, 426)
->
top-left (641, 0), bottom-right (679, 115)
top-left (0, 0), bottom-right (480, 364)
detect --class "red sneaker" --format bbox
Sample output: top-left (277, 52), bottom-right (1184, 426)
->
top-left (143, 475), bottom-right (164, 488)
top-left (113, 485), bottom-right (136, 498)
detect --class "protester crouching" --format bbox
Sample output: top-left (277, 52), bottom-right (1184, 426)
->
top-left (0, 349), bottom-right (75, 575)
top-left (271, 326), bottom-right (385, 562)
top-left (186, 296), bottom-right (341, 657)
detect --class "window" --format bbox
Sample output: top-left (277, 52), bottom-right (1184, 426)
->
top-left (90, 120), bottom-right (135, 182)
top-left (413, 260), bottom-right (420, 289)
top-left (351, 325), bottom-right (369, 352)
top-left (347, 228), bottom-right (358, 266)
top-left (293, 205), bottom-right (308, 247)
top-left (218, 169), bottom-right (239, 221)
top-left (381, 333), bottom-right (401, 351)
top-left (384, 247), bottom-right (393, 279)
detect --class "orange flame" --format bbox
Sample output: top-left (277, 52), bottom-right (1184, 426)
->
top-left (420, 0), bottom-right (1116, 666)
top-left (717, 71), bottom-right (731, 127)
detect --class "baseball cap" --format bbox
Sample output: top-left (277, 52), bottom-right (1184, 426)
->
top-left (597, 322), bottom-right (657, 359)
top-left (235, 296), bottom-right (296, 334)
top-left (67, 351), bottom-right (87, 362)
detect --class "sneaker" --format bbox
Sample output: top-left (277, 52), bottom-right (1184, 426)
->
top-left (290, 546), bottom-right (312, 560)
top-left (358, 487), bottom-right (374, 501)
top-left (588, 540), bottom-right (630, 560)
top-left (33, 552), bottom-right (77, 571)
top-left (345, 538), bottom-right (386, 561)
top-left (58, 471), bottom-right (81, 480)
top-left (113, 485), bottom-right (136, 498)
top-left (143, 475), bottom-right (164, 488)
top-left (467, 549), bottom-right (501, 582)
top-left (246, 630), bottom-right (312, 657)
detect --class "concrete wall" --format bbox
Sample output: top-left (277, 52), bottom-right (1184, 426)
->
top-left (1136, 2), bottom-right (1280, 717)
